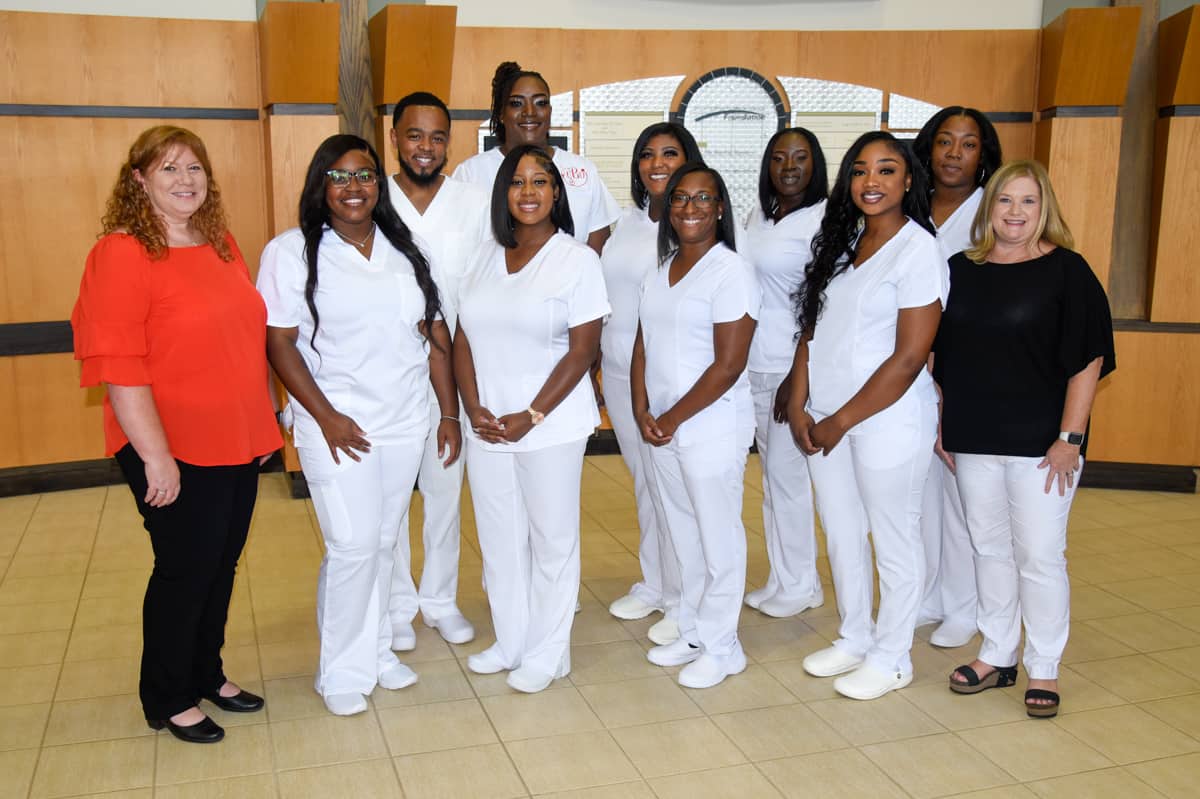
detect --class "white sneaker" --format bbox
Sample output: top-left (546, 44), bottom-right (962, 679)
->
top-left (647, 637), bottom-right (701, 667)
top-left (609, 593), bottom-right (661, 620)
top-left (323, 692), bottom-right (367, 716)
top-left (833, 663), bottom-right (912, 700)
top-left (378, 663), bottom-right (418, 690)
top-left (744, 586), bottom-right (773, 610)
top-left (802, 646), bottom-right (865, 678)
top-left (467, 645), bottom-right (509, 675)
top-left (506, 659), bottom-right (569, 694)
top-left (647, 616), bottom-right (680, 646)
top-left (423, 612), bottom-right (475, 645)
top-left (391, 622), bottom-right (416, 652)
top-left (575, 598), bottom-right (582, 614)
top-left (929, 620), bottom-right (977, 649)
top-left (678, 649), bottom-right (747, 689)
top-left (758, 593), bottom-right (824, 618)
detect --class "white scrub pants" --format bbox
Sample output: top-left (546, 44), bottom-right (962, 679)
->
top-left (648, 433), bottom-right (748, 657)
top-left (953, 453), bottom-right (1079, 680)
top-left (604, 371), bottom-right (680, 615)
top-left (389, 402), bottom-right (465, 625)
top-left (807, 404), bottom-right (935, 675)
top-left (750, 371), bottom-right (822, 604)
top-left (466, 437), bottom-right (587, 675)
top-left (918, 459), bottom-right (978, 626)
top-left (300, 439), bottom-right (422, 697)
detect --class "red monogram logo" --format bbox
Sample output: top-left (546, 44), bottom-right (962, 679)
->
top-left (561, 166), bottom-right (588, 187)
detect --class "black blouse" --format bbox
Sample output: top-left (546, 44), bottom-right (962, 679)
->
top-left (933, 247), bottom-right (1115, 457)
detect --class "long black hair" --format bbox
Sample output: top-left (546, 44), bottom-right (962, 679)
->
top-left (490, 144), bottom-right (574, 247)
top-left (657, 162), bottom-right (738, 264)
top-left (629, 122), bottom-right (703, 210)
top-left (298, 134), bottom-right (441, 351)
top-left (758, 126), bottom-right (829, 219)
top-left (794, 131), bottom-right (932, 337)
top-left (912, 106), bottom-right (1003, 190)
top-left (489, 61), bottom-right (550, 147)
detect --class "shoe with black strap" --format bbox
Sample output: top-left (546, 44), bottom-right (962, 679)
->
top-left (948, 663), bottom-right (1018, 695)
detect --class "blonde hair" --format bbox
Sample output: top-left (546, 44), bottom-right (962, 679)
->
top-left (101, 125), bottom-right (233, 261)
top-left (965, 159), bottom-right (1074, 264)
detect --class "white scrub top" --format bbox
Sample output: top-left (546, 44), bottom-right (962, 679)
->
top-left (387, 174), bottom-right (492, 331)
top-left (257, 227), bottom-right (431, 449)
top-left (806, 219), bottom-right (948, 435)
top-left (452, 147), bottom-right (621, 241)
top-left (639, 242), bottom-right (761, 448)
top-left (934, 186), bottom-right (982, 263)
top-left (457, 232), bottom-right (611, 452)
top-left (599, 204), bottom-right (658, 379)
top-left (742, 200), bottom-right (825, 375)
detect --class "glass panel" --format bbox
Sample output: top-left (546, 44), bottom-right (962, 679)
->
top-left (580, 75), bottom-right (685, 207)
top-left (682, 75), bottom-right (780, 219)
top-left (780, 76), bottom-right (883, 187)
top-left (888, 92), bottom-right (942, 132)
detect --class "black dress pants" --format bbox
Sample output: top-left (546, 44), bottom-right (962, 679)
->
top-left (115, 444), bottom-right (260, 720)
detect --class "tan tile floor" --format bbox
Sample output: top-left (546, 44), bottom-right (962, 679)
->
top-left (1, 454), bottom-right (1199, 798)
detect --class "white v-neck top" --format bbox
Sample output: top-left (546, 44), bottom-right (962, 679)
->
top-left (453, 147), bottom-right (621, 241)
top-left (599, 204), bottom-right (658, 378)
top-left (639, 242), bottom-right (760, 447)
top-left (257, 227), bottom-right (431, 449)
top-left (934, 186), bottom-right (982, 264)
top-left (806, 219), bottom-right (948, 435)
top-left (457, 232), bottom-right (611, 452)
top-left (742, 201), bottom-right (825, 374)
top-left (387, 174), bottom-right (491, 330)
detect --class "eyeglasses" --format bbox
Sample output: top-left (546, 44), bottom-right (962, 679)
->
top-left (668, 191), bottom-right (718, 208)
top-left (325, 168), bottom-right (379, 187)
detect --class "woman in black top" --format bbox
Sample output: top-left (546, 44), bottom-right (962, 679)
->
top-left (933, 159), bottom-right (1115, 718)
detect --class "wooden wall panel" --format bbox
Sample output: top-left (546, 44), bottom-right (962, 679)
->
top-left (0, 11), bottom-right (260, 108)
top-left (1034, 116), bottom-right (1122, 291)
top-left (259, 2), bottom-right (341, 106)
top-left (262, 115), bottom-right (341, 240)
top-left (1148, 117), bottom-right (1200, 323)
top-left (1156, 4), bottom-right (1200, 109)
top-left (1038, 6), bottom-right (1141, 110)
top-left (0, 117), bottom-right (268, 323)
top-left (370, 5), bottom-right (458, 107)
top-left (995, 122), bottom-right (1035, 162)
top-left (1089, 331), bottom-right (1200, 466)
top-left (0, 354), bottom-right (107, 470)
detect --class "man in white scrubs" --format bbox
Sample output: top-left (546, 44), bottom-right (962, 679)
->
top-left (385, 92), bottom-right (492, 649)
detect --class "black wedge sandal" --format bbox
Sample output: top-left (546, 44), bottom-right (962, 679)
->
top-left (948, 664), bottom-right (1018, 695)
top-left (1025, 688), bottom-right (1061, 718)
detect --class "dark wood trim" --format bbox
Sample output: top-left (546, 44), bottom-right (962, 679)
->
top-left (1159, 105), bottom-right (1200, 118)
top-left (1039, 105), bottom-right (1122, 119)
top-left (268, 103), bottom-right (338, 116)
top-left (0, 321), bottom-right (74, 356)
top-left (0, 453), bottom-right (286, 499)
top-left (1112, 319), bottom-right (1200, 333)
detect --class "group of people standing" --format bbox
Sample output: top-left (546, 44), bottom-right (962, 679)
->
top-left (71, 59), bottom-right (1114, 745)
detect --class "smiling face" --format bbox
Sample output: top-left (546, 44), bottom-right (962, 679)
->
top-left (391, 105), bottom-right (449, 186)
top-left (135, 144), bottom-right (208, 225)
top-left (930, 114), bottom-right (982, 191)
top-left (324, 149), bottom-right (379, 230)
top-left (668, 171), bottom-right (723, 248)
top-left (849, 139), bottom-right (910, 220)
top-left (507, 153), bottom-right (558, 229)
top-left (637, 133), bottom-right (687, 203)
top-left (769, 131), bottom-right (813, 208)
top-left (502, 75), bottom-right (551, 148)
top-left (989, 174), bottom-right (1042, 251)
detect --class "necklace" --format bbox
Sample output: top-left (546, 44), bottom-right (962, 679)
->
top-left (333, 224), bottom-right (376, 250)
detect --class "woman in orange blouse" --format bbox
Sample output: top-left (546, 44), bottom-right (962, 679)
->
top-left (72, 126), bottom-right (281, 744)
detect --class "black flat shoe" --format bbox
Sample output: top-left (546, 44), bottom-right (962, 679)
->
top-left (148, 715), bottom-right (225, 743)
top-left (203, 689), bottom-right (265, 713)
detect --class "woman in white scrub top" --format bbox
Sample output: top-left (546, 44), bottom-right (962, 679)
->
top-left (910, 106), bottom-right (1004, 649)
top-left (789, 132), bottom-right (947, 701)
top-left (633, 163), bottom-right (759, 689)
top-left (259, 135), bottom-right (459, 717)
top-left (601, 122), bottom-right (703, 644)
top-left (455, 145), bottom-right (610, 693)
top-left (453, 61), bottom-right (620, 256)
top-left (742, 127), bottom-right (829, 619)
